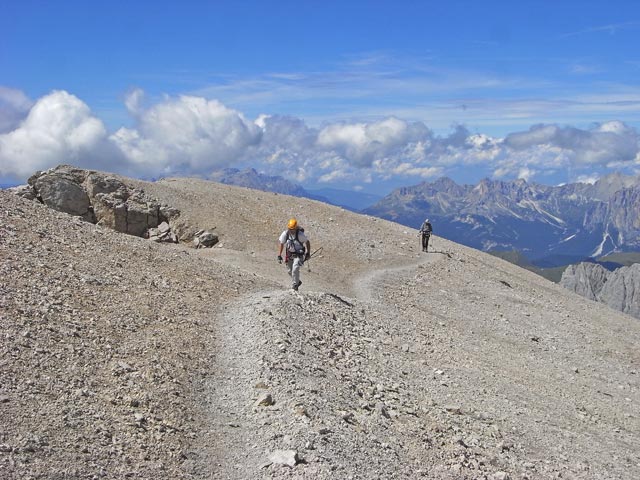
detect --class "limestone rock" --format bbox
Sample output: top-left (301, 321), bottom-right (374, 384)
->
top-left (268, 449), bottom-right (299, 467)
top-left (32, 173), bottom-right (94, 222)
top-left (561, 261), bottom-right (640, 319)
top-left (598, 263), bottom-right (640, 318)
top-left (21, 164), bottom-right (181, 241)
top-left (560, 262), bottom-right (608, 300)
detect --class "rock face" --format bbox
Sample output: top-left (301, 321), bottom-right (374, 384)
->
top-left (561, 262), bottom-right (640, 318)
top-left (598, 263), bottom-right (640, 318)
top-left (23, 164), bottom-right (180, 239)
top-left (560, 262), bottom-right (609, 301)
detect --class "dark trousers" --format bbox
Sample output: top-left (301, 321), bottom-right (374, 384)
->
top-left (421, 234), bottom-right (430, 251)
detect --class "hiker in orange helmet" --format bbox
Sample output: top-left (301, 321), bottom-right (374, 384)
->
top-left (277, 218), bottom-right (310, 291)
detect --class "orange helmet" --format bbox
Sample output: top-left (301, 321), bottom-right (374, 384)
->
top-left (287, 218), bottom-right (298, 229)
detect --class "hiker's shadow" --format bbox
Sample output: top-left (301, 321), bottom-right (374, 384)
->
top-left (426, 250), bottom-right (452, 258)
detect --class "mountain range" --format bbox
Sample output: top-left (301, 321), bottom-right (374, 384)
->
top-left (209, 167), bottom-right (381, 211)
top-left (207, 169), bottom-right (640, 267)
top-left (363, 173), bottom-right (640, 267)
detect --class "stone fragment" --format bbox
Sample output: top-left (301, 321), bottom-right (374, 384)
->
top-left (255, 392), bottom-right (274, 407)
top-left (268, 449), bottom-right (299, 467)
top-left (196, 231), bottom-right (219, 248)
top-left (376, 402), bottom-right (390, 419)
top-left (488, 473), bottom-right (510, 480)
top-left (7, 185), bottom-right (36, 200)
top-left (157, 222), bottom-right (170, 234)
top-left (444, 405), bottom-right (462, 414)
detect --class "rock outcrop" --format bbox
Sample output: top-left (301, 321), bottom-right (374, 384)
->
top-left (18, 164), bottom-right (181, 240)
top-left (559, 262), bottom-right (609, 301)
top-left (560, 262), bottom-right (640, 318)
top-left (598, 263), bottom-right (640, 318)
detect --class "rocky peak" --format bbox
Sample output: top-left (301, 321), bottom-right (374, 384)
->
top-left (210, 167), bottom-right (309, 197)
top-left (560, 262), bottom-right (609, 301)
top-left (560, 262), bottom-right (640, 318)
top-left (589, 172), bottom-right (640, 201)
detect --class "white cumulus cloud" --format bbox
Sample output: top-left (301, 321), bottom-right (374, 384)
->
top-left (504, 123), bottom-right (639, 166)
top-left (111, 95), bottom-right (263, 176)
top-left (316, 117), bottom-right (431, 168)
top-left (2, 88), bottom-right (640, 188)
top-left (0, 90), bottom-right (112, 180)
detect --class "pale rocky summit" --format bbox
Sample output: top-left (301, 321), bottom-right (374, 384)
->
top-left (561, 262), bottom-right (640, 318)
top-left (598, 263), bottom-right (640, 318)
top-left (2, 169), bottom-right (640, 479)
top-left (560, 262), bottom-right (609, 301)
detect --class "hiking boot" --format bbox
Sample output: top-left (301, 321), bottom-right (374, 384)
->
top-left (292, 280), bottom-right (302, 290)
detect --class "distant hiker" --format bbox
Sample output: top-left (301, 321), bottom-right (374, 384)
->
top-left (277, 218), bottom-right (311, 291)
top-left (419, 218), bottom-right (432, 252)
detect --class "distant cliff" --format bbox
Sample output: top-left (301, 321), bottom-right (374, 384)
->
top-left (560, 262), bottom-right (640, 319)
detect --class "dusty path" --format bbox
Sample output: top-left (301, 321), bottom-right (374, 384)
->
top-left (200, 248), bottom-right (443, 479)
top-left (352, 251), bottom-right (442, 302)
top-left (202, 290), bottom-right (291, 479)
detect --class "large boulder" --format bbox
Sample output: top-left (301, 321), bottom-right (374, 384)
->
top-left (24, 165), bottom-right (176, 239)
top-left (31, 173), bottom-right (95, 222)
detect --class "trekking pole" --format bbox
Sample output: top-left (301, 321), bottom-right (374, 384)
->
top-left (307, 246), bottom-right (323, 272)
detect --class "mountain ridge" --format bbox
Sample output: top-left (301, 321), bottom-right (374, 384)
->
top-left (364, 173), bottom-right (640, 265)
top-left (209, 167), bottom-right (379, 211)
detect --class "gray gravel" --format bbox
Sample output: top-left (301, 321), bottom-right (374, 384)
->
top-left (1, 175), bottom-right (639, 479)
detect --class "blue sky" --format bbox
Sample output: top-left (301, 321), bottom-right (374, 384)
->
top-left (1, 0), bottom-right (640, 193)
